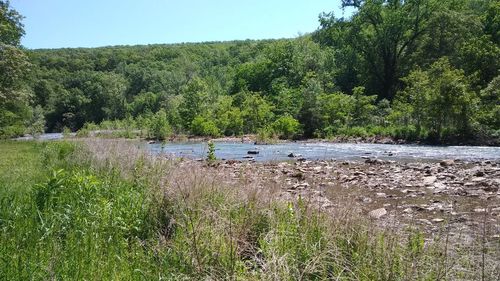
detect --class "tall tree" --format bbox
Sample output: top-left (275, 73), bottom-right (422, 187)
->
top-left (0, 1), bottom-right (24, 46)
top-left (298, 74), bottom-right (323, 137)
top-left (0, 0), bottom-right (26, 102)
top-left (318, 0), bottom-right (437, 99)
top-left (392, 58), bottom-right (478, 141)
top-left (0, 1), bottom-right (31, 137)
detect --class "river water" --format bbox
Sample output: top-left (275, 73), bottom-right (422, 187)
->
top-left (14, 133), bottom-right (69, 141)
top-left (18, 134), bottom-right (500, 162)
top-left (148, 141), bottom-right (500, 162)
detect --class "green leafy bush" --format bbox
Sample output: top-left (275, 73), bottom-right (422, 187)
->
top-left (255, 126), bottom-right (277, 144)
top-left (33, 169), bottom-right (153, 241)
top-left (76, 122), bottom-right (99, 137)
top-left (147, 109), bottom-right (172, 140)
top-left (191, 116), bottom-right (221, 137)
top-left (206, 140), bottom-right (216, 163)
top-left (337, 126), bottom-right (369, 137)
top-left (272, 115), bottom-right (302, 139)
top-left (392, 58), bottom-right (479, 142)
top-left (25, 105), bottom-right (46, 137)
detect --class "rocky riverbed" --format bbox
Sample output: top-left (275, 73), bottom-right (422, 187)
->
top-left (177, 157), bottom-right (500, 245)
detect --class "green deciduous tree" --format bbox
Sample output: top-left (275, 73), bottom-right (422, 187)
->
top-left (351, 86), bottom-right (377, 126)
top-left (0, 1), bottom-right (24, 46)
top-left (458, 36), bottom-right (500, 88)
top-left (190, 116), bottom-right (220, 137)
top-left (272, 115), bottom-right (302, 139)
top-left (5, 2), bottom-right (497, 144)
top-left (147, 109), bottom-right (172, 140)
top-left (26, 105), bottom-right (45, 137)
top-left (319, 0), bottom-right (437, 100)
top-left (318, 91), bottom-right (355, 136)
top-left (484, 0), bottom-right (500, 45)
top-left (392, 58), bottom-right (478, 142)
top-left (0, 1), bottom-right (30, 138)
top-left (297, 74), bottom-right (323, 137)
top-left (477, 75), bottom-right (500, 134)
top-left (241, 93), bottom-right (274, 133)
top-left (180, 77), bottom-right (209, 128)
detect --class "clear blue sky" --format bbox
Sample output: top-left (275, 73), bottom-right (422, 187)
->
top-left (11, 0), bottom-right (348, 49)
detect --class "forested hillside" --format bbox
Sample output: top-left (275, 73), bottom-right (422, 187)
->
top-left (1, 0), bottom-right (499, 144)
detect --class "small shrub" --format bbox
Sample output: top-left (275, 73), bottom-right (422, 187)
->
top-left (62, 126), bottom-right (72, 138)
top-left (0, 124), bottom-right (25, 139)
top-left (110, 129), bottom-right (139, 139)
top-left (148, 110), bottom-right (172, 140)
top-left (272, 115), bottom-right (302, 139)
top-left (76, 122), bottom-right (98, 137)
top-left (40, 141), bottom-right (77, 170)
top-left (391, 125), bottom-right (426, 140)
top-left (25, 105), bottom-right (46, 138)
top-left (366, 125), bottom-right (393, 137)
top-left (256, 126), bottom-right (277, 144)
top-left (206, 141), bottom-right (216, 163)
top-left (191, 116), bottom-right (221, 137)
top-left (337, 126), bottom-right (369, 137)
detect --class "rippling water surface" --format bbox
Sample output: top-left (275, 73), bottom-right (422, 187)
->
top-left (148, 141), bottom-right (500, 162)
top-left (21, 134), bottom-right (500, 162)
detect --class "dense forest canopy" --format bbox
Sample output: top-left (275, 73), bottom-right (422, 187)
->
top-left (0, 0), bottom-right (499, 144)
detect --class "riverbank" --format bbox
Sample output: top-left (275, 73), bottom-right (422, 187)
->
top-left (14, 128), bottom-right (500, 148)
top-left (1, 139), bottom-right (499, 279)
top-left (158, 134), bottom-right (500, 146)
top-left (199, 157), bottom-right (500, 240)
top-left (142, 134), bottom-right (498, 147)
top-left (15, 129), bottom-right (500, 147)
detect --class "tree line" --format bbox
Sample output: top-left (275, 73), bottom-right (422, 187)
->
top-left (1, 0), bottom-right (499, 144)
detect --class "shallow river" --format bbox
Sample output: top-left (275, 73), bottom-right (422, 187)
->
top-left (148, 141), bottom-right (500, 162)
top-left (19, 134), bottom-right (500, 162)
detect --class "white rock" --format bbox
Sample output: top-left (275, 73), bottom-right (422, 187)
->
top-left (293, 183), bottom-right (310, 190)
top-left (403, 208), bottom-right (413, 213)
top-left (472, 177), bottom-right (486, 182)
top-left (433, 182), bottom-right (447, 189)
top-left (368, 208), bottom-right (387, 219)
top-left (423, 176), bottom-right (437, 185)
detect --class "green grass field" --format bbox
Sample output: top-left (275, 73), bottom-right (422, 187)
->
top-left (0, 140), bottom-right (496, 280)
top-left (0, 142), bottom-right (44, 195)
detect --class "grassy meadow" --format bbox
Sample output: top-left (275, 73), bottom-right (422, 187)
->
top-left (0, 140), bottom-right (497, 280)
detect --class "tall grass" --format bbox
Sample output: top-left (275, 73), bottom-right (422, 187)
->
top-left (0, 140), bottom-right (498, 280)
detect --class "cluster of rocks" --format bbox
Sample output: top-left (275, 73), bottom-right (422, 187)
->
top-left (204, 157), bottom-right (500, 240)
